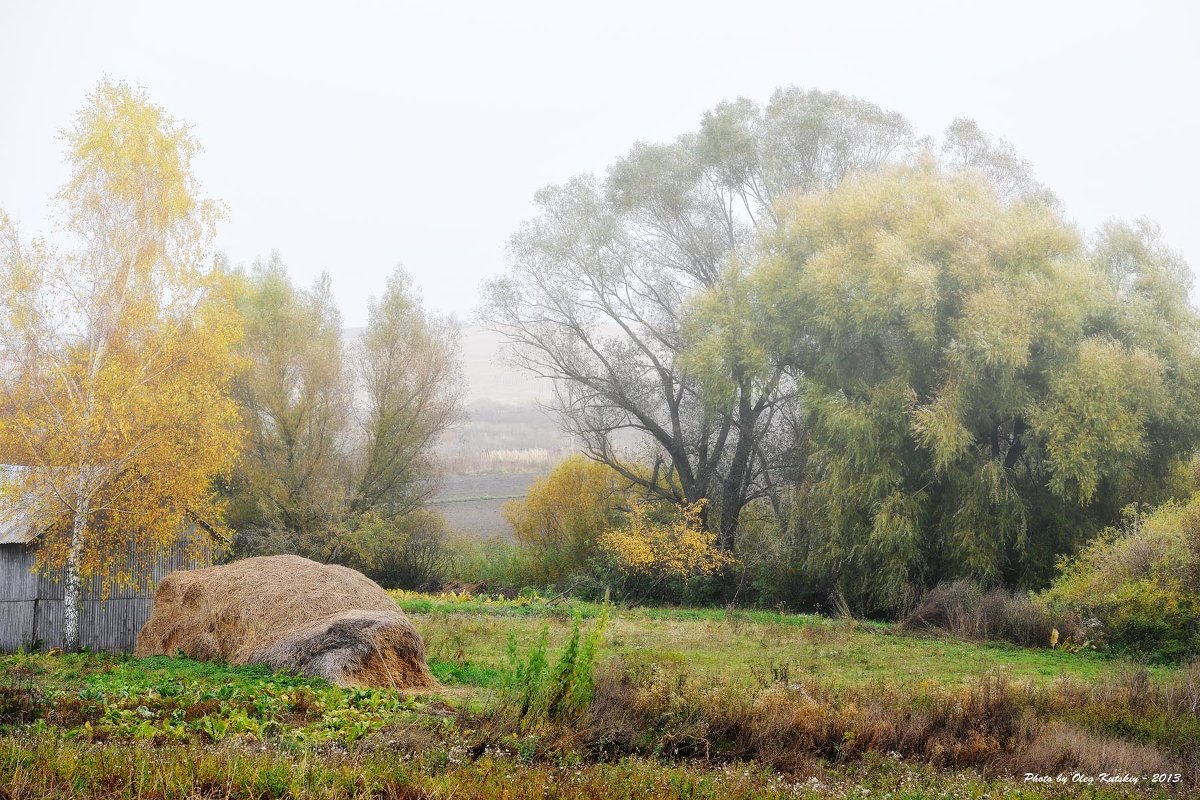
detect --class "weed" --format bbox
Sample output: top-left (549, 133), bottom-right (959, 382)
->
top-left (903, 579), bottom-right (1082, 648)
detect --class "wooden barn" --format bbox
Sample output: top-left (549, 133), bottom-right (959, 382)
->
top-left (0, 467), bottom-right (217, 653)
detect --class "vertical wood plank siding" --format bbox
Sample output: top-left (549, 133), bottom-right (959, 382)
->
top-left (0, 538), bottom-right (211, 653)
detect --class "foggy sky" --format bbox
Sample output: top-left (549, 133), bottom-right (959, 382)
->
top-left (1, 1), bottom-right (1196, 326)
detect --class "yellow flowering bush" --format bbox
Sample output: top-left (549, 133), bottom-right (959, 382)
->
top-left (599, 499), bottom-right (734, 583)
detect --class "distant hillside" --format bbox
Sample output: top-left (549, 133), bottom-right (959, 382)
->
top-left (439, 325), bottom-right (571, 475)
top-left (347, 323), bottom-right (568, 536)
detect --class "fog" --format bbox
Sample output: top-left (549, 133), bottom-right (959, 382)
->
top-left (1, 1), bottom-right (1196, 325)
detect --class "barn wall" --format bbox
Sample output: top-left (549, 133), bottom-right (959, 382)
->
top-left (0, 538), bottom-right (212, 654)
top-left (0, 544), bottom-right (40, 600)
top-left (0, 544), bottom-right (39, 652)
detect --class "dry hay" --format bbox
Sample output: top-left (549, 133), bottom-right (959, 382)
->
top-left (135, 554), bottom-right (436, 689)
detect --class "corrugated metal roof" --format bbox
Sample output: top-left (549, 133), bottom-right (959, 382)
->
top-left (0, 465), bottom-right (37, 545)
top-left (0, 523), bottom-right (32, 545)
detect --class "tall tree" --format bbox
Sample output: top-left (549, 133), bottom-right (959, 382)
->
top-left (482, 88), bottom-right (915, 550)
top-left (0, 81), bottom-right (242, 650)
top-left (350, 266), bottom-right (464, 519)
top-left (223, 256), bottom-right (349, 557)
top-left (939, 118), bottom-right (1050, 202)
top-left (226, 261), bottom-right (462, 561)
top-left (750, 162), bottom-right (1200, 611)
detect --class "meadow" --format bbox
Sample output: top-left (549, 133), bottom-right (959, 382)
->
top-left (1, 591), bottom-right (1197, 799)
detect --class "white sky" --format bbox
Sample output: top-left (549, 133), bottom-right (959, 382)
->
top-left (1, 1), bottom-right (1197, 326)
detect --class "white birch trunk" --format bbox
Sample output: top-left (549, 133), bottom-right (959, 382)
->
top-left (63, 488), bottom-right (88, 652)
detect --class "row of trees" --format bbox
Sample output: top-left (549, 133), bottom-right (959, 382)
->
top-left (3, 78), bottom-right (1196, 647)
top-left (486, 88), bottom-right (1200, 613)
top-left (223, 256), bottom-right (462, 564)
top-left (0, 81), bottom-right (462, 649)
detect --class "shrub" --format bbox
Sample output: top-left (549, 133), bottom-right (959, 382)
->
top-left (729, 494), bottom-right (827, 611)
top-left (442, 536), bottom-right (547, 594)
top-left (902, 579), bottom-right (1080, 648)
top-left (1044, 499), bottom-right (1200, 661)
top-left (503, 455), bottom-right (632, 585)
top-left (346, 510), bottom-right (451, 590)
top-left (599, 499), bottom-right (735, 602)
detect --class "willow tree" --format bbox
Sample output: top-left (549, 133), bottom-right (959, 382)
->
top-left (0, 81), bottom-right (242, 650)
top-left (223, 256), bottom-right (350, 556)
top-left (751, 162), bottom-right (1200, 611)
top-left (482, 88), bottom-right (916, 550)
top-left (350, 266), bottom-right (463, 519)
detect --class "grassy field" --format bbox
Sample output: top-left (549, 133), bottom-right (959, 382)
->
top-left (400, 592), bottom-right (1178, 690)
top-left (1, 592), bottom-right (1197, 799)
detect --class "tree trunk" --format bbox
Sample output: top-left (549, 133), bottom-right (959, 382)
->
top-left (716, 386), bottom-right (758, 552)
top-left (62, 491), bottom-right (88, 652)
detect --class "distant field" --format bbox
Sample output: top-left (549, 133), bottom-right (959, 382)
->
top-left (428, 325), bottom-right (568, 537)
top-left (431, 472), bottom-right (544, 539)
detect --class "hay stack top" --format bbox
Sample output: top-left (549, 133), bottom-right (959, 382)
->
top-left (136, 554), bottom-right (435, 689)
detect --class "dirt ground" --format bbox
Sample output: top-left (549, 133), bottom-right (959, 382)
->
top-left (431, 472), bottom-right (542, 539)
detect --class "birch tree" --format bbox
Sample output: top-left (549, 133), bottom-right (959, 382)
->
top-left (0, 81), bottom-right (241, 651)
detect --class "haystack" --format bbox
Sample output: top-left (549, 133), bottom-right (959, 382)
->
top-left (135, 554), bottom-right (436, 689)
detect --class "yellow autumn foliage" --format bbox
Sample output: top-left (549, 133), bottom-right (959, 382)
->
top-left (599, 499), bottom-right (734, 582)
top-left (503, 455), bottom-right (630, 582)
top-left (0, 80), bottom-right (241, 603)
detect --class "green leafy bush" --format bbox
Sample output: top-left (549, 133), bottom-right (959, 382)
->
top-left (500, 605), bottom-right (610, 730)
top-left (345, 511), bottom-right (452, 590)
top-left (1044, 500), bottom-right (1200, 661)
top-left (442, 536), bottom-right (549, 593)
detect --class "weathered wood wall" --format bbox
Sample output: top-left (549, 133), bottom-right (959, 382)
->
top-left (0, 540), bottom-right (211, 653)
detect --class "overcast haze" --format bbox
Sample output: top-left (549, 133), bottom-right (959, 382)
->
top-left (1, 1), bottom-right (1197, 325)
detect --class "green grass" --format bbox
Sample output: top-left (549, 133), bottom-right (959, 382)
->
top-left (427, 656), bottom-right (505, 687)
top-left (0, 592), bottom-right (1191, 799)
top-left (400, 590), bottom-right (1178, 690)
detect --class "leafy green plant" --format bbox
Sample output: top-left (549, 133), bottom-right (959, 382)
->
top-left (198, 714), bottom-right (230, 742)
top-left (501, 604), bottom-right (611, 729)
top-left (506, 626), bottom-right (549, 725)
top-left (1044, 500), bottom-right (1200, 661)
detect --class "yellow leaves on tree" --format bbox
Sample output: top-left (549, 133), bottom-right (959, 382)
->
top-left (599, 499), bottom-right (733, 583)
top-left (503, 455), bottom-right (629, 583)
top-left (0, 81), bottom-right (241, 649)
